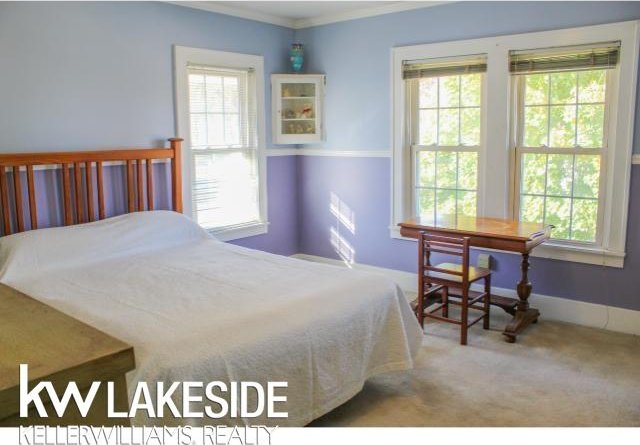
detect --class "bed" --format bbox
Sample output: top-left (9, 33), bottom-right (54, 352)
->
top-left (0, 139), bottom-right (422, 426)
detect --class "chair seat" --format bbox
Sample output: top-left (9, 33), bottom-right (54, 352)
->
top-left (425, 262), bottom-right (491, 284)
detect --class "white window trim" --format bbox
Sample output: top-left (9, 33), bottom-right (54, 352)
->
top-left (174, 45), bottom-right (268, 241)
top-left (391, 21), bottom-right (640, 268)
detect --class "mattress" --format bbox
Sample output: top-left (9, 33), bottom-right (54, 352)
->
top-left (0, 211), bottom-right (422, 426)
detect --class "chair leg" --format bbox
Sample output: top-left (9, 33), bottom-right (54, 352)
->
top-left (483, 275), bottom-right (491, 330)
top-left (442, 285), bottom-right (449, 318)
top-left (461, 287), bottom-right (468, 345)
top-left (417, 285), bottom-right (425, 329)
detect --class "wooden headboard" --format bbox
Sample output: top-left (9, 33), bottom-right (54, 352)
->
top-left (0, 138), bottom-right (183, 236)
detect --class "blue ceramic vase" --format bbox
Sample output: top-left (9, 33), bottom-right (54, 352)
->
top-left (290, 43), bottom-right (304, 73)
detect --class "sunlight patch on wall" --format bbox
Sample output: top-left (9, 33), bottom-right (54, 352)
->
top-left (330, 192), bottom-right (355, 234)
top-left (330, 226), bottom-right (355, 266)
top-left (329, 192), bottom-right (356, 266)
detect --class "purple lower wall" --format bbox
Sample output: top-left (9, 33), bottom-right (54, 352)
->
top-left (298, 156), bottom-right (640, 311)
top-left (230, 155), bottom-right (299, 256)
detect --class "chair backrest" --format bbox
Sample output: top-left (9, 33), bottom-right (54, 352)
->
top-left (418, 232), bottom-right (471, 284)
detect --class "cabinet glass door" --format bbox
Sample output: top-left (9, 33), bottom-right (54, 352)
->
top-left (280, 83), bottom-right (317, 135)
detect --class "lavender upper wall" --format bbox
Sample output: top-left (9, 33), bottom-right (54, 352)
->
top-left (0, 1), bottom-right (298, 255)
top-left (295, 1), bottom-right (640, 152)
top-left (294, 1), bottom-right (640, 310)
top-left (0, 1), bottom-right (293, 150)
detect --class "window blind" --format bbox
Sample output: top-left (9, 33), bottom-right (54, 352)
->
top-left (187, 65), bottom-right (260, 230)
top-left (509, 41), bottom-right (620, 75)
top-left (403, 54), bottom-right (487, 80)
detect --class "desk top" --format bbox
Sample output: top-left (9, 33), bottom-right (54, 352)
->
top-left (399, 215), bottom-right (551, 243)
top-left (0, 283), bottom-right (134, 419)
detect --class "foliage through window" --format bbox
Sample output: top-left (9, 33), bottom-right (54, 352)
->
top-left (516, 70), bottom-right (606, 242)
top-left (411, 73), bottom-right (482, 221)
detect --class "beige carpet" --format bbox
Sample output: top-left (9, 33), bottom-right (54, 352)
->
top-left (311, 307), bottom-right (640, 427)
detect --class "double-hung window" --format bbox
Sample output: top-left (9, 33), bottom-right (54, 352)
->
top-left (511, 43), bottom-right (619, 244)
top-left (175, 47), bottom-right (267, 241)
top-left (404, 56), bottom-right (486, 221)
top-left (392, 22), bottom-right (638, 267)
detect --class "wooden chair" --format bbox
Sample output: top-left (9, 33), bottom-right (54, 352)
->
top-left (416, 232), bottom-right (491, 345)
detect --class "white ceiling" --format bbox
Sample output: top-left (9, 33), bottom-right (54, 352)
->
top-left (172, 1), bottom-right (443, 29)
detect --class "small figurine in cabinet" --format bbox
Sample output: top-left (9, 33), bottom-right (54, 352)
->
top-left (301, 105), bottom-right (313, 118)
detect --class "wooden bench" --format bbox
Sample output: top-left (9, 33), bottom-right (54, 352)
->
top-left (0, 283), bottom-right (135, 426)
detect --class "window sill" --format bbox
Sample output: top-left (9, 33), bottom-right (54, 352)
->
top-left (388, 227), bottom-right (625, 268)
top-left (208, 221), bottom-right (269, 242)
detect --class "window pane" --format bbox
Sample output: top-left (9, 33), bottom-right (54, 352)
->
top-left (224, 113), bottom-right (240, 145)
top-left (417, 151), bottom-right (436, 187)
top-left (419, 109), bottom-right (437, 145)
top-left (571, 198), bottom-right (598, 242)
top-left (549, 72), bottom-right (577, 104)
top-left (223, 77), bottom-right (239, 112)
top-left (436, 151), bottom-right (457, 188)
top-left (413, 73), bottom-right (480, 223)
top-left (205, 75), bottom-right (224, 112)
top-left (518, 70), bottom-right (606, 244)
top-left (189, 68), bottom-right (258, 232)
top-left (460, 74), bottom-right (481, 107)
top-left (549, 105), bottom-right (576, 147)
top-left (189, 74), bottom-right (206, 113)
top-left (545, 197), bottom-right (571, 239)
top-left (520, 195), bottom-right (544, 223)
top-left (436, 189), bottom-right (456, 216)
top-left (457, 191), bottom-right (476, 217)
top-left (573, 155), bottom-right (600, 199)
top-left (439, 76), bottom-right (460, 107)
top-left (578, 70), bottom-right (606, 103)
top-left (577, 104), bottom-right (604, 148)
top-left (417, 188), bottom-right (435, 219)
top-left (525, 74), bottom-right (549, 105)
top-left (523, 106), bottom-right (548, 147)
top-left (190, 114), bottom-right (208, 147)
top-left (546, 154), bottom-right (573, 197)
top-left (419, 78), bottom-right (437, 108)
top-left (438, 109), bottom-right (459, 146)
top-left (193, 150), bottom-right (259, 229)
top-left (521, 153), bottom-right (547, 195)
top-left (457, 152), bottom-right (477, 190)
top-left (460, 108), bottom-right (480, 146)
top-left (206, 113), bottom-right (224, 146)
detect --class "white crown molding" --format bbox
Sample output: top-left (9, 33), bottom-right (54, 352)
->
top-left (167, 1), bottom-right (294, 28)
top-left (632, 154), bottom-right (640, 164)
top-left (292, 2), bottom-right (446, 29)
top-left (267, 148), bottom-right (391, 157)
top-left (167, 1), bottom-right (447, 30)
top-left (292, 253), bottom-right (640, 336)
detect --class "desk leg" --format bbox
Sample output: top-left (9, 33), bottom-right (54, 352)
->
top-left (502, 253), bottom-right (540, 343)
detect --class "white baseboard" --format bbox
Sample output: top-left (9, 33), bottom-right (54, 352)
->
top-left (291, 253), bottom-right (640, 336)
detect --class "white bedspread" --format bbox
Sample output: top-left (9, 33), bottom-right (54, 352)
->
top-left (0, 211), bottom-right (422, 426)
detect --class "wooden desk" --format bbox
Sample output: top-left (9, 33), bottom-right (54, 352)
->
top-left (399, 215), bottom-right (552, 343)
top-left (0, 283), bottom-right (135, 426)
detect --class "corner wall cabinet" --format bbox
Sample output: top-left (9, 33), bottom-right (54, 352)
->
top-left (272, 74), bottom-right (325, 144)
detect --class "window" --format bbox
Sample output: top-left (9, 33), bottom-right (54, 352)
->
top-left (392, 22), bottom-right (639, 267)
top-left (174, 47), bottom-right (267, 241)
top-left (404, 57), bottom-right (485, 221)
top-left (511, 43), bottom-right (619, 245)
top-left (514, 69), bottom-right (610, 243)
